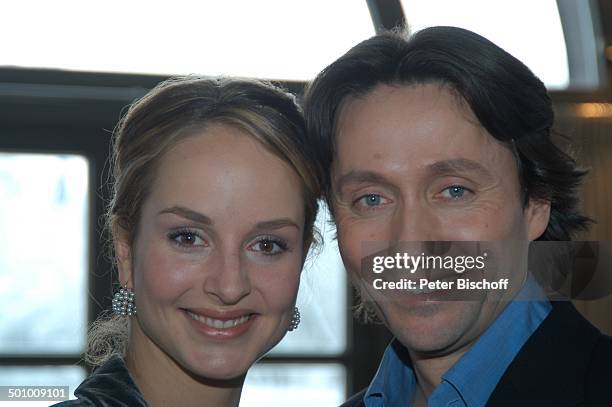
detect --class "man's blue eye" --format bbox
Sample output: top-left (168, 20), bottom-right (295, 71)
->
top-left (363, 194), bottom-right (382, 206)
top-left (447, 186), bottom-right (465, 199)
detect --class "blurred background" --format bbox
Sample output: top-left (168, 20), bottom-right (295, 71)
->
top-left (0, 0), bottom-right (611, 405)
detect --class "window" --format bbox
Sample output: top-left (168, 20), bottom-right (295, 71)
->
top-left (398, 0), bottom-right (605, 91)
top-left (400, 0), bottom-right (570, 89)
top-left (0, 0), bottom-right (375, 81)
top-left (0, 153), bottom-right (89, 354)
top-left (0, 153), bottom-right (89, 399)
top-left (242, 363), bottom-right (346, 406)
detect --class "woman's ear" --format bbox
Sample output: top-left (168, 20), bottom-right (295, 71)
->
top-left (113, 224), bottom-right (133, 287)
top-left (526, 198), bottom-right (551, 241)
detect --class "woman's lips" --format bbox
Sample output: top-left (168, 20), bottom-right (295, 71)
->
top-left (186, 311), bottom-right (250, 328)
top-left (181, 308), bottom-right (257, 339)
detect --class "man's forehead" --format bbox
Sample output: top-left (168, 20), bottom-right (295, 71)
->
top-left (337, 82), bottom-right (474, 124)
top-left (336, 84), bottom-right (486, 144)
top-left (332, 83), bottom-right (512, 180)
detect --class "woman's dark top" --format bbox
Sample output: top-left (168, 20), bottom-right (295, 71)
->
top-left (52, 355), bottom-right (147, 406)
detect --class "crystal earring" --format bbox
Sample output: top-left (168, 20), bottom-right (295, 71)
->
top-left (288, 306), bottom-right (301, 331)
top-left (112, 286), bottom-right (136, 316)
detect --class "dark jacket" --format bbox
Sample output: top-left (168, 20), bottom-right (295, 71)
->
top-left (52, 355), bottom-right (147, 407)
top-left (342, 302), bottom-right (612, 406)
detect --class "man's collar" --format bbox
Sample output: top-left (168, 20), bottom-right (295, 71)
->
top-left (440, 275), bottom-right (551, 405)
top-left (364, 338), bottom-right (416, 406)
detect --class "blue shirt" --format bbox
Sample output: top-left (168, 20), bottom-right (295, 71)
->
top-left (363, 275), bottom-right (551, 407)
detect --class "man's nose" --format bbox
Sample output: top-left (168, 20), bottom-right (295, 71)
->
top-left (391, 203), bottom-right (441, 243)
top-left (202, 249), bottom-right (251, 305)
top-left (388, 205), bottom-right (447, 260)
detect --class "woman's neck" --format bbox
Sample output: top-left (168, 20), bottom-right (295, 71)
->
top-left (125, 321), bottom-right (245, 407)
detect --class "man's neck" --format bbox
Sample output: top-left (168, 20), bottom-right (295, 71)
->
top-left (125, 321), bottom-right (245, 407)
top-left (409, 347), bottom-right (468, 398)
top-left (406, 297), bottom-right (517, 398)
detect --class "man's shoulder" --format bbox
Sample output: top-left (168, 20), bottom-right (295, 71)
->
top-left (585, 332), bottom-right (612, 404)
top-left (487, 301), bottom-right (612, 406)
top-left (339, 388), bottom-right (367, 407)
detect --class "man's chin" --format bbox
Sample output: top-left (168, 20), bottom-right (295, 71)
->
top-left (382, 300), bottom-right (483, 355)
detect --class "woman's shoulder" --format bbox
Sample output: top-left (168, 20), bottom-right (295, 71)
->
top-left (51, 355), bottom-right (147, 407)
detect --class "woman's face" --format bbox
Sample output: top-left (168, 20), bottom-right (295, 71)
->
top-left (117, 124), bottom-right (306, 380)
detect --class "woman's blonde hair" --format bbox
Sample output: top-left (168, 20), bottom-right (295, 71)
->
top-left (86, 76), bottom-right (322, 366)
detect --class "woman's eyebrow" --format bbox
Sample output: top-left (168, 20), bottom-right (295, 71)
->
top-left (158, 206), bottom-right (213, 225)
top-left (253, 218), bottom-right (300, 231)
top-left (159, 207), bottom-right (299, 231)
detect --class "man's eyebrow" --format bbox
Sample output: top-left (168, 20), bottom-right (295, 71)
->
top-left (253, 218), bottom-right (300, 231)
top-left (158, 206), bottom-right (213, 225)
top-left (334, 170), bottom-right (395, 192)
top-left (426, 159), bottom-right (494, 180)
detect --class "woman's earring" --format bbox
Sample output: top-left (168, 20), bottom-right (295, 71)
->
top-left (288, 306), bottom-right (301, 331)
top-left (112, 286), bottom-right (136, 316)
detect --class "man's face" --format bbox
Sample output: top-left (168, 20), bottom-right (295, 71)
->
top-left (333, 83), bottom-right (549, 356)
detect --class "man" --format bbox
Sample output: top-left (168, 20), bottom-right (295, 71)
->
top-left (304, 26), bottom-right (612, 406)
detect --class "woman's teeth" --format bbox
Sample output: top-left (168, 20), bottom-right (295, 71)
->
top-left (186, 311), bottom-right (250, 329)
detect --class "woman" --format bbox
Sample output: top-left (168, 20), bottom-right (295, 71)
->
top-left (55, 77), bottom-right (321, 406)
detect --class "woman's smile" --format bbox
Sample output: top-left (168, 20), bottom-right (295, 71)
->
top-left (182, 308), bottom-right (259, 339)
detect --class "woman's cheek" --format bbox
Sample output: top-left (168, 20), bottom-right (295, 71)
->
top-left (136, 243), bottom-right (199, 302)
top-left (253, 257), bottom-right (301, 308)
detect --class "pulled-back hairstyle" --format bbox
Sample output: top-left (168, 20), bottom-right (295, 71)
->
top-left (304, 26), bottom-right (591, 241)
top-left (87, 76), bottom-right (321, 366)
